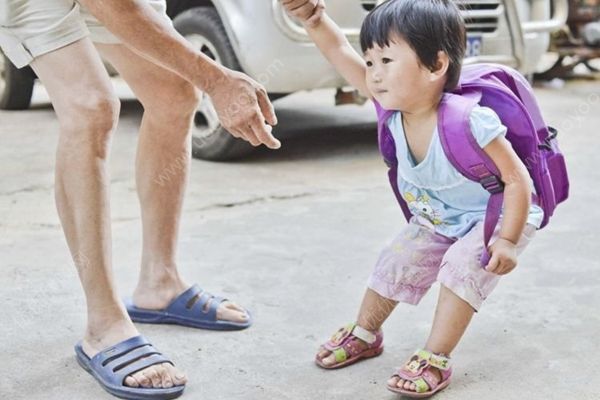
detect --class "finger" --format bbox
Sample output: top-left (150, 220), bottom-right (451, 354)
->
top-left (242, 124), bottom-right (262, 147)
top-left (282, 0), bottom-right (317, 19)
top-left (282, 0), bottom-right (309, 9)
top-left (495, 262), bottom-right (507, 275)
top-left (231, 125), bottom-right (260, 146)
top-left (306, 3), bottom-right (325, 26)
top-left (499, 261), bottom-right (516, 275)
top-left (485, 254), bottom-right (500, 273)
top-left (250, 116), bottom-right (281, 149)
top-left (256, 88), bottom-right (278, 126)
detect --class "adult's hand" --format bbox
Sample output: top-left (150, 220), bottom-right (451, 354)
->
top-left (206, 68), bottom-right (280, 149)
top-left (280, 0), bottom-right (325, 27)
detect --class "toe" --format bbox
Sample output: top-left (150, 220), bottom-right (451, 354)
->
top-left (396, 379), bottom-right (405, 388)
top-left (403, 380), bottom-right (413, 390)
top-left (224, 301), bottom-right (244, 312)
top-left (166, 364), bottom-right (187, 386)
top-left (316, 349), bottom-right (330, 360)
top-left (124, 376), bottom-right (139, 388)
top-left (321, 353), bottom-right (337, 366)
top-left (217, 305), bottom-right (248, 323)
top-left (144, 367), bottom-right (162, 388)
top-left (387, 376), bottom-right (400, 387)
top-left (134, 371), bottom-right (151, 388)
top-left (159, 364), bottom-right (174, 388)
top-left (155, 364), bottom-right (169, 388)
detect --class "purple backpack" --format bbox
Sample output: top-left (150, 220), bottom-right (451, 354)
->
top-left (375, 63), bottom-right (569, 266)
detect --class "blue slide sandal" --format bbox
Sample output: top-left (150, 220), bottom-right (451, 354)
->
top-left (125, 284), bottom-right (252, 331)
top-left (75, 335), bottom-right (185, 400)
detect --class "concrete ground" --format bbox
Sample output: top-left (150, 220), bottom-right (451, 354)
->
top-left (0, 79), bottom-right (598, 400)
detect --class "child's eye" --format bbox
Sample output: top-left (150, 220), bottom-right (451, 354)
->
top-left (366, 60), bottom-right (373, 67)
top-left (382, 58), bottom-right (392, 64)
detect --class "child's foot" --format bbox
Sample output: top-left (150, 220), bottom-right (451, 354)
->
top-left (315, 323), bottom-right (383, 369)
top-left (387, 368), bottom-right (442, 392)
top-left (386, 349), bottom-right (452, 397)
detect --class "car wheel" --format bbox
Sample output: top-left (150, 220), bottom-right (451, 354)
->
top-left (174, 7), bottom-right (259, 161)
top-left (0, 51), bottom-right (35, 110)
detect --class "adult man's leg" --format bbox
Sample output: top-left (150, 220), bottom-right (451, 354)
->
top-left (30, 38), bottom-right (187, 389)
top-left (95, 43), bottom-right (249, 323)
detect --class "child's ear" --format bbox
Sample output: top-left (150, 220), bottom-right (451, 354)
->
top-left (429, 51), bottom-right (450, 83)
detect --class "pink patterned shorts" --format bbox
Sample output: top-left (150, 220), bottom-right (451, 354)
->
top-left (367, 219), bottom-right (536, 311)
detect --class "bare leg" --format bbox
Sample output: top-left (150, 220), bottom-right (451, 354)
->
top-left (96, 43), bottom-right (248, 323)
top-left (30, 38), bottom-right (186, 388)
top-left (317, 288), bottom-right (398, 366)
top-left (390, 284), bottom-right (475, 391)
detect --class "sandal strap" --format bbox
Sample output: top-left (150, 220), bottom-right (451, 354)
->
top-left (392, 349), bottom-right (452, 394)
top-left (324, 323), bottom-right (379, 349)
top-left (332, 347), bottom-right (348, 363)
top-left (322, 323), bottom-right (382, 362)
top-left (412, 377), bottom-right (431, 394)
top-left (323, 323), bottom-right (355, 350)
top-left (352, 325), bottom-right (377, 344)
top-left (394, 349), bottom-right (451, 380)
top-left (411, 349), bottom-right (451, 371)
top-left (420, 369), bottom-right (442, 392)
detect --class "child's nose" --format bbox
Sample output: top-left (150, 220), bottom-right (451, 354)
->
top-left (371, 70), bottom-right (383, 84)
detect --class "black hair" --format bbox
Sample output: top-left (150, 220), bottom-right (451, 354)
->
top-left (360, 0), bottom-right (466, 90)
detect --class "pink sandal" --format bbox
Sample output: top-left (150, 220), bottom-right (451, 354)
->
top-left (387, 349), bottom-right (452, 398)
top-left (315, 323), bottom-right (384, 369)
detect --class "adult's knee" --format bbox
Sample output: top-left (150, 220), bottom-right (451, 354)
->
top-left (145, 80), bottom-right (200, 123)
top-left (58, 92), bottom-right (121, 156)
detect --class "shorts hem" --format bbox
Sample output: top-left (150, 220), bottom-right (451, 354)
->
top-left (367, 276), bottom-right (430, 305)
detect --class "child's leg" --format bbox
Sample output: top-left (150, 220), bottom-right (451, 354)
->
top-left (317, 288), bottom-right (398, 366)
top-left (389, 222), bottom-right (536, 391)
top-left (357, 288), bottom-right (399, 331)
top-left (317, 221), bottom-right (454, 367)
top-left (389, 284), bottom-right (474, 390)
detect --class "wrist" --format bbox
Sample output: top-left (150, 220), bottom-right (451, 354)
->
top-left (192, 54), bottom-right (227, 94)
top-left (304, 15), bottom-right (324, 29)
top-left (497, 237), bottom-right (518, 246)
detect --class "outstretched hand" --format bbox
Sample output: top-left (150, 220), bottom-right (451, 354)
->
top-left (206, 68), bottom-right (280, 149)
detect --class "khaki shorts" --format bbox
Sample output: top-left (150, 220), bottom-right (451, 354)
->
top-left (0, 0), bottom-right (169, 68)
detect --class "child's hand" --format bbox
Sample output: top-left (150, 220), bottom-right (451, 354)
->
top-left (485, 238), bottom-right (518, 275)
top-left (280, 0), bottom-right (326, 27)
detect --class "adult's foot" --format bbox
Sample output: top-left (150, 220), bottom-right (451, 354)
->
top-left (132, 275), bottom-right (249, 323)
top-left (82, 318), bottom-right (187, 388)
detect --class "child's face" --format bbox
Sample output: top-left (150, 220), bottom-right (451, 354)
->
top-left (364, 35), bottom-right (437, 111)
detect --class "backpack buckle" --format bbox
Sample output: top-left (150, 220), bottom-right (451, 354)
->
top-left (480, 175), bottom-right (504, 194)
top-left (539, 126), bottom-right (558, 151)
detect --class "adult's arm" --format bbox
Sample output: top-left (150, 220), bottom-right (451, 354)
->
top-left (79, 0), bottom-right (279, 148)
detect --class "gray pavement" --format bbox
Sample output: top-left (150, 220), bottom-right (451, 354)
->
top-left (0, 81), bottom-right (598, 400)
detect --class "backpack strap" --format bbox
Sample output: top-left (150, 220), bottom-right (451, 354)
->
top-left (374, 100), bottom-right (413, 223)
top-left (438, 91), bottom-right (504, 267)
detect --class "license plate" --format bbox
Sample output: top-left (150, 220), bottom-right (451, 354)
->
top-left (466, 36), bottom-right (483, 58)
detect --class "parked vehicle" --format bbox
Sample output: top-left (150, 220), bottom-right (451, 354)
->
top-left (535, 0), bottom-right (600, 80)
top-left (0, 0), bottom-right (568, 160)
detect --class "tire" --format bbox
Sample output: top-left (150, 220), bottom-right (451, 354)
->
top-left (0, 51), bottom-right (35, 110)
top-left (174, 7), bottom-right (255, 161)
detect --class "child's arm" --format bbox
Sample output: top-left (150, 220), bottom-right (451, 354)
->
top-left (482, 136), bottom-right (532, 275)
top-left (281, 0), bottom-right (370, 97)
